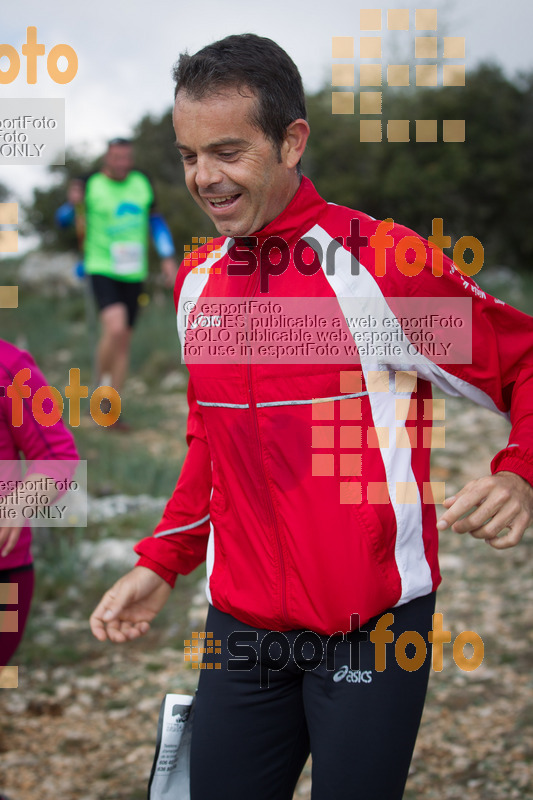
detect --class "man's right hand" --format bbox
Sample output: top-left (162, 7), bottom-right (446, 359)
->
top-left (89, 566), bottom-right (172, 643)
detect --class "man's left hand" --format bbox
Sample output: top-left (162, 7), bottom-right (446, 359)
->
top-left (161, 257), bottom-right (178, 288)
top-left (437, 471), bottom-right (533, 549)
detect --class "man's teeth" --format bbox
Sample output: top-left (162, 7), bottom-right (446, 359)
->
top-left (210, 195), bottom-right (237, 206)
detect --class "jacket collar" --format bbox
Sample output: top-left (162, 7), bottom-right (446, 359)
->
top-left (233, 176), bottom-right (328, 248)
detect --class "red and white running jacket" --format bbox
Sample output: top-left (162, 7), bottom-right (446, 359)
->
top-left (135, 177), bottom-right (533, 635)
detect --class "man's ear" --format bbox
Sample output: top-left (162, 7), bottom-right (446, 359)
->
top-left (282, 119), bottom-right (310, 169)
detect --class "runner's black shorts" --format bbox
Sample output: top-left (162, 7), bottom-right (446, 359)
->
top-left (190, 591), bottom-right (437, 800)
top-left (89, 274), bottom-right (144, 328)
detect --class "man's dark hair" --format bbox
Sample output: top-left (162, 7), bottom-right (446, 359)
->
top-left (173, 34), bottom-right (307, 158)
top-left (107, 138), bottom-right (132, 147)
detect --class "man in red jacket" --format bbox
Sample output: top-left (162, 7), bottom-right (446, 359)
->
top-left (90, 34), bottom-right (533, 799)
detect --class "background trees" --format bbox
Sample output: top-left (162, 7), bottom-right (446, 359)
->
top-left (24, 62), bottom-right (533, 272)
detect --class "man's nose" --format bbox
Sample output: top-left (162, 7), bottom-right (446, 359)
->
top-left (195, 157), bottom-right (223, 190)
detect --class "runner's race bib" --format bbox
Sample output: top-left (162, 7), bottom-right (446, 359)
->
top-left (148, 693), bottom-right (194, 799)
top-left (111, 241), bottom-right (143, 276)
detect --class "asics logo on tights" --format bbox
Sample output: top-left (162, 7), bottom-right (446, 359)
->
top-left (332, 665), bottom-right (373, 684)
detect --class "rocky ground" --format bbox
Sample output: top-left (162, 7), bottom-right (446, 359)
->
top-left (1, 395), bottom-right (533, 799)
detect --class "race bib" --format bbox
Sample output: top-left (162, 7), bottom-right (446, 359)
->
top-left (148, 694), bottom-right (194, 799)
top-left (111, 241), bottom-right (143, 276)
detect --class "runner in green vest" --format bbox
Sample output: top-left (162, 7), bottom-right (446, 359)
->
top-left (57, 138), bottom-right (177, 430)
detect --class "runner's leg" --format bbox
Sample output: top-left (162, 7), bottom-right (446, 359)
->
top-left (96, 304), bottom-right (132, 394)
top-left (190, 605), bottom-right (310, 800)
top-left (302, 592), bottom-right (436, 800)
top-left (89, 276), bottom-right (141, 394)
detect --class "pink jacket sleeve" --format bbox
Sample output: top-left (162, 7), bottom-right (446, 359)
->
top-left (0, 348), bottom-right (79, 477)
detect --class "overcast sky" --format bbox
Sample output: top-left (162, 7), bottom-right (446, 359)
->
top-left (2, 0), bottom-right (532, 201)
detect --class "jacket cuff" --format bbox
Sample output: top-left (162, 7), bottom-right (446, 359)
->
top-left (491, 447), bottom-right (533, 488)
top-left (135, 556), bottom-right (178, 588)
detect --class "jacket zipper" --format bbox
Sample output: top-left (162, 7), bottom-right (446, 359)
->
top-left (246, 271), bottom-right (290, 626)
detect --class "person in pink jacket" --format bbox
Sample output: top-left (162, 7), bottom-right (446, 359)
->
top-left (0, 339), bottom-right (79, 669)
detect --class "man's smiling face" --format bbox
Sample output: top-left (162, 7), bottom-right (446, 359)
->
top-left (173, 87), bottom-right (301, 238)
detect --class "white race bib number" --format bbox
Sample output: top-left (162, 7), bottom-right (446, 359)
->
top-left (111, 241), bottom-right (143, 276)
